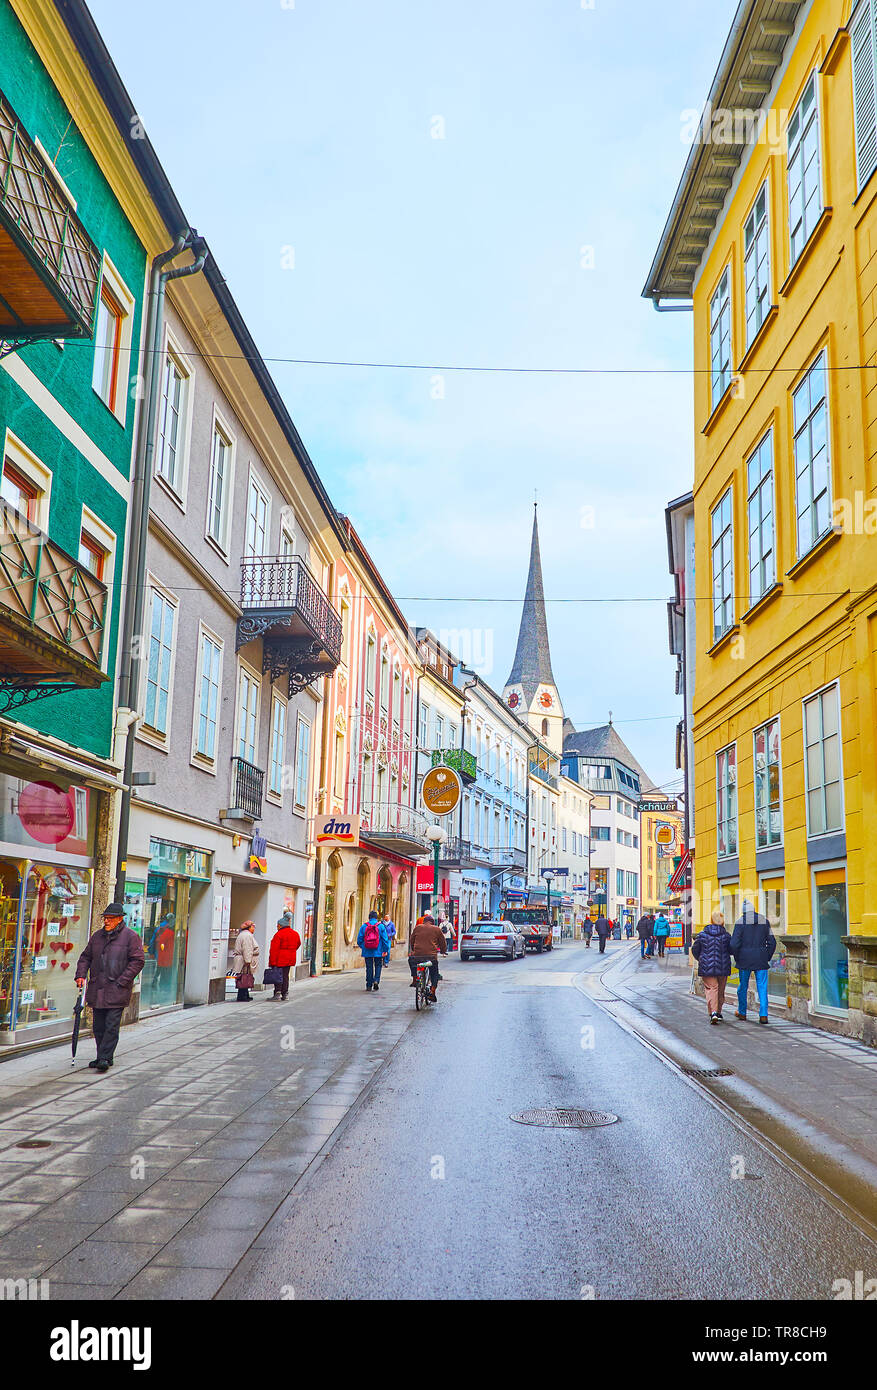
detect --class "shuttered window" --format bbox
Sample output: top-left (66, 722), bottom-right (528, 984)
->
top-left (853, 0), bottom-right (877, 192)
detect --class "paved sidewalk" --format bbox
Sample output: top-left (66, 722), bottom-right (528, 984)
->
top-left (0, 965), bottom-right (416, 1298)
top-left (594, 946), bottom-right (877, 1209)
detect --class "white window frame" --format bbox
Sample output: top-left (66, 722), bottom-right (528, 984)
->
top-left (235, 660), bottom-right (261, 767)
top-left (154, 327), bottom-right (194, 505)
top-left (205, 407), bottom-right (236, 558)
top-left (91, 253), bottom-right (135, 426)
top-left (1, 431), bottom-right (52, 530)
top-left (753, 717), bottom-right (783, 850)
top-left (711, 487), bottom-right (735, 642)
top-left (294, 713), bottom-right (312, 812)
top-left (787, 71), bottom-right (823, 268)
top-left (746, 430), bottom-right (775, 606)
top-left (244, 465), bottom-right (272, 559)
top-left (744, 180), bottom-right (772, 348)
top-left (803, 682), bottom-right (844, 840)
top-left (852, 0), bottom-right (877, 193)
top-left (709, 264), bottom-right (732, 409)
top-left (268, 690), bottom-right (288, 803)
top-left (138, 577), bottom-right (178, 750)
top-left (793, 351), bottom-right (832, 561)
top-left (79, 506), bottom-right (117, 673)
top-left (716, 743), bottom-right (738, 861)
top-left (191, 624), bottom-right (224, 772)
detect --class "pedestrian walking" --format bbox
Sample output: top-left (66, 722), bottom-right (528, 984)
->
top-left (381, 910), bottom-right (396, 957)
top-left (232, 920), bottom-right (260, 1001)
top-left (583, 919), bottom-right (593, 948)
top-left (624, 920), bottom-right (634, 940)
top-left (636, 912), bottom-right (653, 959)
top-left (691, 909), bottom-right (732, 1024)
top-left (647, 914), bottom-right (658, 956)
top-left (74, 902), bottom-right (145, 1073)
top-left (267, 914), bottom-right (301, 1000)
top-left (730, 900), bottom-right (776, 1024)
top-left (595, 915), bottom-right (611, 954)
top-left (654, 912), bottom-right (670, 957)
top-left (357, 909), bottom-right (390, 991)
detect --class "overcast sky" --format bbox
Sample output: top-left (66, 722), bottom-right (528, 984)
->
top-left (89, 0), bottom-right (738, 791)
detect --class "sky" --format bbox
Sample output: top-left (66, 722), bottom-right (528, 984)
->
top-left (89, 0), bottom-right (739, 792)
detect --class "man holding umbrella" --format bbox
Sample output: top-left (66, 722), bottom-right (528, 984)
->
top-left (75, 903), bottom-right (145, 1073)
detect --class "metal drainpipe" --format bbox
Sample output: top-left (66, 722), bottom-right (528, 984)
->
top-left (114, 232), bottom-right (208, 897)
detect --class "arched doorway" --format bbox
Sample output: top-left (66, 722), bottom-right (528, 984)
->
top-left (322, 852), bottom-right (342, 968)
top-left (394, 872), bottom-right (408, 943)
top-left (355, 860), bottom-right (370, 939)
top-left (376, 866), bottom-right (392, 918)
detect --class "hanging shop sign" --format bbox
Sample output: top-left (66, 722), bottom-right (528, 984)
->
top-left (148, 839), bottom-right (212, 881)
top-left (314, 814), bottom-right (361, 847)
top-left (249, 831), bottom-right (268, 875)
top-left (17, 781), bottom-right (75, 845)
top-left (421, 765), bottom-right (462, 817)
top-left (415, 865), bottom-right (435, 893)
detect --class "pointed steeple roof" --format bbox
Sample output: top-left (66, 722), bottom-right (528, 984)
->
top-left (505, 506), bottom-right (556, 706)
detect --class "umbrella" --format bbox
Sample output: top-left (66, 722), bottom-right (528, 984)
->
top-left (70, 985), bottom-right (85, 1067)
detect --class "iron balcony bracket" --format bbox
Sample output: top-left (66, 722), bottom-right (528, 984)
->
top-left (0, 679), bottom-right (80, 714)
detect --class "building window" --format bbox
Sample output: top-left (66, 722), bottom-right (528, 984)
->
top-left (280, 527), bottom-right (295, 558)
top-left (803, 684), bottom-right (842, 837)
top-left (716, 745), bottom-right (737, 859)
top-left (436, 714), bottom-right (444, 749)
top-left (92, 286), bottom-right (124, 414)
top-left (380, 652), bottom-right (389, 710)
top-left (787, 72), bottom-right (822, 267)
top-left (852, 0), bottom-right (877, 192)
top-left (754, 718), bottom-right (782, 849)
top-left (144, 588), bottom-right (176, 736)
top-left (237, 667), bottom-right (260, 765)
top-left (77, 528), bottom-right (107, 581)
top-left (711, 488), bottom-right (734, 642)
top-left (207, 421), bottom-right (234, 551)
top-left (269, 695), bottom-right (287, 797)
top-left (334, 731), bottom-right (345, 801)
top-left (294, 716), bottom-right (311, 810)
top-left (156, 349), bottom-right (189, 495)
top-left (195, 630), bottom-right (222, 762)
top-left (562, 827), bottom-right (568, 851)
top-left (592, 826), bottom-right (610, 842)
top-left (744, 182), bottom-right (771, 347)
top-left (365, 633), bottom-right (376, 699)
top-left (0, 461), bottom-right (40, 525)
top-left (710, 266), bottom-right (732, 408)
top-left (419, 703), bottom-right (430, 751)
top-left (793, 352), bottom-right (831, 559)
top-left (245, 475), bottom-right (270, 558)
top-left (616, 869), bottom-right (625, 898)
top-left (747, 431), bottom-right (775, 605)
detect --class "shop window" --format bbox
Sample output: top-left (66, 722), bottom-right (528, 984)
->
top-left (2, 863), bottom-right (93, 1032)
top-left (814, 872), bottom-right (848, 1011)
top-left (141, 874), bottom-right (189, 1011)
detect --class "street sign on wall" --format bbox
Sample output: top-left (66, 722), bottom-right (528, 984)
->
top-left (421, 765), bottom-right (462, 816)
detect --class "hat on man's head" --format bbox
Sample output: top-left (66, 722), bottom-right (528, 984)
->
top-left (102, 903), bottom-right (126, 918)
top-left (422, 912), bottom-right (434, 923)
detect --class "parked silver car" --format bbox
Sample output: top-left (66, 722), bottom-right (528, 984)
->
top-left (459, 920), bottom-right (526, 961)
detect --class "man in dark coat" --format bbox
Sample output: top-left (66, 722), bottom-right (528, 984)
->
top-left (635, 913), bottom-right (653, 959)
top-left (594, 915), bottom-right (612, 954)
top-left (730, 901), bottom-right (776, 1024)
top-left (75, 902), bottom-right (145, 1072)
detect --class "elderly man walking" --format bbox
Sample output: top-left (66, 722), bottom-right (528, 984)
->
top-left (75, 903), bottom-right (145, 1073)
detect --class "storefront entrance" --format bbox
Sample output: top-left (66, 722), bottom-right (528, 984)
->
top-left (137, 839), bottom-right (211, 1012)
top-left (814, 868), bottom-right (848, 1012)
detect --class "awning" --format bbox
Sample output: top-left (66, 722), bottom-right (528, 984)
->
top-left (668, 849), bottom-right (691, 893)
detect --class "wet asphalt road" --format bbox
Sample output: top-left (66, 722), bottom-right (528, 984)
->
top-left (219, 942), bottom-right (877, 1300)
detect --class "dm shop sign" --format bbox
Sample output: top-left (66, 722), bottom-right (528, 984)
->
top-left (315, 814), bottom-right (360, 847)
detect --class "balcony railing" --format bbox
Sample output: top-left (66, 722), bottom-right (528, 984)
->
top-left (0, 89), bottom-right (100, 351)
top-left (0, 506), bottom-right (108, 704)
top-left (228, 757), bottom-right (264, 821)
top-left (528, 762), bottom-right (558, 791)
top-left (438, 836), bottom-right (475, 868)
top-left (489, 846), bottom-right (527, 871)
top-left (360, 802), bottom-right (432, 858)
top-left (431, 747), bottom-right (477, 784)
top-left (237, 554), bottom-right (342, 692)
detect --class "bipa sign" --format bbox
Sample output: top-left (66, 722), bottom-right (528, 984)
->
top-left (315, 814), bottom-right (360, 846)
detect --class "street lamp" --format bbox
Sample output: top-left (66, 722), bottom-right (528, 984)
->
top-left (425, 823), bottom-right (447, 920)
top-left (542, 866), bottom-right (557, 932)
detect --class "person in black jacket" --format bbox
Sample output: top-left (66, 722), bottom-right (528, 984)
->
top-left (594, 915), bottom-right (612, 954)
top-left (730, 901), bottom-right (776, 1023)
top-left (635, 913), bottom-right (653, 959)
top-left (75, 903), bottom-right (145, 1072)
top-left (691, 910), bottom-right (733, 1023)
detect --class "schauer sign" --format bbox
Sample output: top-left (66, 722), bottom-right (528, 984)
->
top-left (640, 799), bottom-right (679, 813)
top-left (421, 765), bottom-right (462, 816)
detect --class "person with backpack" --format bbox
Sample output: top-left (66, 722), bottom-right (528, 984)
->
top-left (730, 900), bottom-right (776, 1024)
top-left (357, 909), bottom-right (390, 991)
top-left (653, 911), bottom-right (671, 957)
top-left (690, 909), bottom-right (732, 1024)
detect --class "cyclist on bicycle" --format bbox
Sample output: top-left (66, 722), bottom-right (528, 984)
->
top-left (408, 912), bottom-right (447, 1002)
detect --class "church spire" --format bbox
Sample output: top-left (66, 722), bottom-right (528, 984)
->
top-left (505, 504), bottom-right (557, 705)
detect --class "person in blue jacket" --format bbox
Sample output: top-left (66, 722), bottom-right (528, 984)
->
top-left (730, 901), bottom-right (776, 1024)
top-left (691, 909), bottom-right (732, 1023)
top-left (653, 912), bottom-right (671, 957)
top-left (357, 909), bottom-right (390, 992)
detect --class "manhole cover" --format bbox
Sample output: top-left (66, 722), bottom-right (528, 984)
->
top-left (15, 1139), bottom-right (52, 1149)
top-left (680, 1067), bottom-right (734, 1078)
top-left (510, 1108), bottom-right (618, 1128)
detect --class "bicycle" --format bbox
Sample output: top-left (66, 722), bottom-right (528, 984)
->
top-left (414, 960), bottom-right (434, 1011)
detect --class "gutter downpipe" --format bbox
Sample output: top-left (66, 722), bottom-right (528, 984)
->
top-left (114, 232), bottom-right (208, 898)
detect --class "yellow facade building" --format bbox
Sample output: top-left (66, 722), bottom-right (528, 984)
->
top-left (646, 0), bottom-right (877, 1041)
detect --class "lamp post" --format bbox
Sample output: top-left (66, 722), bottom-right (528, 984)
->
top-left (425, 823), bottom-right (447, 920)
top-left (542, 867), bottom-right (557, 931)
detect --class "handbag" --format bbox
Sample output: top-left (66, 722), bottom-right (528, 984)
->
top-left (263, 965), bottom-right (283, 986)
top-left (235, 969), bottom-right (255, 989)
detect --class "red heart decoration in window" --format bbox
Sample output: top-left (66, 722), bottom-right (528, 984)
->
top-left (60, 961), bottom-right (70, 970)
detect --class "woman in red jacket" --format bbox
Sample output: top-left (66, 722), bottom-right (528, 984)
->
top-left (268, 914), bottom-right (301, 1000)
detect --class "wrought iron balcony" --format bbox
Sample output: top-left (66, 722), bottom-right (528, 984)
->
top-left (0, 89), bottom-right (100, 355)
top-left (438, 836), bottom-right (475, 869)
top-left (237, 553), bottom-right (342, 694)
top-left (0, 505), bottom-right (108, 712)
top-left (489, 846), bottom-right (527, 871)
top-left (431, 747), bottom-right (477, 785)
top-left (360, 802), bottom-right (431, 859)
top-left (224, 757), bottom-right (264, 821)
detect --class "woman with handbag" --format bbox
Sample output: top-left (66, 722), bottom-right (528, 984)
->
top-left (266, 914), bottom-right (301, 1001)
top-left (232, 920), bottom-right (260, 1002)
